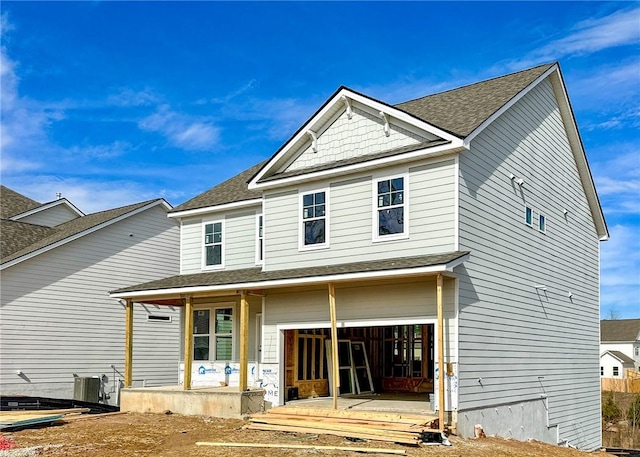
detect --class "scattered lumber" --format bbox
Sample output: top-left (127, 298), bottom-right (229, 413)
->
top-left (246, 406), bottom-right (440, 445)
top-left (62, 411), bottom-right (126, 422)
top-left (0, 408), bottom-right (90, 416)
top-left (196, 441), bottom-right (407, 455)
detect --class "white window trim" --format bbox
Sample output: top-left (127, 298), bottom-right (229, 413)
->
top-left (372, 173), bottom-right (409, 242)
top-left (298, 188), bottom-right (330, 251)
top-left (525, 206), bottom-right (533, 227)
top-left (201, 218), bottom-right (225, 270)
top-left (538, 213), bottom-right (547, 234)
top-left (255, 213), bottom-right (264, 265)
top-left (192, 303), bottom-right (236, 362)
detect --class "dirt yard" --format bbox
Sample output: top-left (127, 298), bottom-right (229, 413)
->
top-left (0, 412), bottom-right (600, 457)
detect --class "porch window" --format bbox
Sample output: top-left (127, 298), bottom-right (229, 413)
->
top-left (300, 190), bottom-right (327, 248)
top-left (192, 307), bottom-right (234, 361)
top-left (375, 176), bottom-right (406, 240)
top-left (203, 221), bottom-right (223, 268)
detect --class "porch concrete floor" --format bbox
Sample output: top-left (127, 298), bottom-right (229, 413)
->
top-left (283, 393), bottom-right (435, 415)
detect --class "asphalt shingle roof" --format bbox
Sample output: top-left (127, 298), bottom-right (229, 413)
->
top-left (395, 63), bottom-right (555, 138)
top-left (606, 350), bottom-right (636, 364)
top-left (0, 185), bottom-right (42, 219)
top-left (1, 198), bottom-right (163, 265)
top-left (601, 319), bottom-right (640, 342)
top-left (169, 161), bottom-right (266, 214)
top-left (112, 251), bottom-right (469, 294)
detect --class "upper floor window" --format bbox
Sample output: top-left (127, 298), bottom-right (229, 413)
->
top-left (256, 214), bottom-right (264, 264)
top-left (375, 176), bottom-right (406, 240)
top-left (301, 190), bottom-right (327, 249)
top-left (203, 220), bottom-right (223, 268)
top-left (539, 214), bottom-right (546, 233)
top-left (525, 206), bottom-right (533, 226)
top-left (635, 346), bottom-right (639, 357)
top-left (613, 366), bottom-right (619, 377)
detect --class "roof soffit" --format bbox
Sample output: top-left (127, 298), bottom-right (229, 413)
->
top-left (248, 87), bottom-right (465, 190)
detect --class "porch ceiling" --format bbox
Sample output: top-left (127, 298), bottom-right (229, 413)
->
top-left (110, 250), bottom-right (469, 302)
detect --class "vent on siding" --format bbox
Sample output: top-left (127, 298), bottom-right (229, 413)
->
top-left (147, 315), bottom-right (172, 323)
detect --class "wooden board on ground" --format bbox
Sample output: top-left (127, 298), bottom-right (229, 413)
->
top-left (267, 406), bottom-right (434, 424)
top-left (0, 413), bottom-right (64, 430)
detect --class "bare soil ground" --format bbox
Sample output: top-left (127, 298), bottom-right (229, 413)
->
top-left (2, 412), bottom-right (596, 456)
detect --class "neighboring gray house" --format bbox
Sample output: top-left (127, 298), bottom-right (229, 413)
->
top-left (600, 319), bottom-right (640, 374)
top-left (0, 186), bottom-right (181, 404)
top-left (112, 62), bottom-right (608, 449)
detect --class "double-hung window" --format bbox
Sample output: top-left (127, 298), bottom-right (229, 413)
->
top-left (301, 190), bottom-right (328, 249)
top-left (192, 306), bottom-right (234, 361)
top-left (203, 220), bottom-right (224, 268)
top-left (375, 176), bottom-right (407, 240)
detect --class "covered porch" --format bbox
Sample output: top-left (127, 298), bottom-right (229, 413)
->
top-left (111, 251), bottom-right (468, 429)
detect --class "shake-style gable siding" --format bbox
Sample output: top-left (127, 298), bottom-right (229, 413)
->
top-left (264, 157), bottom-right (456, 271)
top-left (285, 106), bottom-right (432, 172)
top-left (180, 207), bottom-right (259, 274)
top-left (0, 205), bottom-right (180, 400)
top-left (457, 78), bottom-right (601, 449)
top-left (16, 204), bottom-right (80, 227)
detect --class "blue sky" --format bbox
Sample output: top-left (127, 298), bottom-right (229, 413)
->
top-left (1, 2), bottom-right (638, 318)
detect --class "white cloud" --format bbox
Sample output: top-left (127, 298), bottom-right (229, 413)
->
top-left (600, 224), bottom-right (640, 317)
top-left (107, 87), bottom-right (161, 107)
top-left (593, 148), bottom-right (640, 215)
top-left (138, 105), bottom-right (220, 151)
top-left (65, 141), bottom-right (132, 160)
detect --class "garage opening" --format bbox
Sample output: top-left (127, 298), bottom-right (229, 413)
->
top-left (283, 324), bottom-right (435, 401)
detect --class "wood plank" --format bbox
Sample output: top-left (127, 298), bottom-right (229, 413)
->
top-left (124, 299), bottom-right (133, 387)
top-left (183, 296), bottom-right (193, 390)
top-left (61, 411), bottom-right (126, 422)
top-left (252, 413), bottom-right (435, 432)
top-left (239, 291), bottom-right (249, 391)
top-left (196, 441), bottom-right (407, 455)
top-left (248, 416), bottom-right (417, 441)
top-left (328, 282), bottom-right (339, 409)
top-left (244, 423), bottom-right (418, 445)
top-left (436, 273), bottom-right (445, 432)
top-left (0, 408), bottom-right (90, 416)
top-left (266, 407), bottom-right (434, 424)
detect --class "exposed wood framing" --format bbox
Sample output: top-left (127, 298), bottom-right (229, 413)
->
top-left (239, 291), bottom-right (249, 391)
top-left (436, 273), bottom-right (445, 431)
top-left (328, 282), bottom-right (339, 409)
top-left (183, 296), bottom-right (193, 390)
top-left (124, 299), bottom-right (133, 387)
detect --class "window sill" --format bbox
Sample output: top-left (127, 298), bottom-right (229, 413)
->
top-left (372, 233), bottom-right (409, 243)
top-left (299, 244), bottom-right (330, 252)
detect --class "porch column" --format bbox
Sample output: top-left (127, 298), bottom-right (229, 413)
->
top-left (436, 273), bottom-right (445, 431)
top-left (239, 291), bottom-right (249, 391)
top-left (328, 282), bottom-right (340, 409)
top-left (124, 299), bottom-right (133, 387)
top-left (183, 296), bottom-right (193, 390)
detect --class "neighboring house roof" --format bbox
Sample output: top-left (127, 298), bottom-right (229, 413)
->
top-left (112, 251), bottom-right (469, 297)
top-left (601, 319), bottom-right (640, 342)
top-left (602, 350), bottom-right (636, 365)
top-left (1, 197), bottom-right (171, 268)
top-left (169, 161), bottom-right (265, 214)
top-left (0, 185), bottom-right (41, 218)
top-left (395, 63), bottom-right (554, 138)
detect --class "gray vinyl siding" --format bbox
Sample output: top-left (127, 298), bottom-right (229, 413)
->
top-left (0, 205), bottom-right (181, 403)
top-left (16, 204), bottom-right (80, 227)
top-left (457, 78), bottom-right (601, 449)
top-left (180, 207), bottom-right (260, 274)
top-left (264, 157), bottom-right (456, 271)
top-left (261, 277), bottom-right (457, 365)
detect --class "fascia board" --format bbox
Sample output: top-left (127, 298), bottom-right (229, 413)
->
top-left (168, 199), bottom-right (263, 219)
top-left (1, 199), bottom-right (169, 270)
top-left (548, 68), bottom-right (609, 241)
top-left (250, 142), bottom-right (465, 191)
top-left (110, 253), bottom-right (469, 300)
top-left (11, 198), bottom-right (85, 220)
top-left (248, 88), bottom-right (465, 190)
